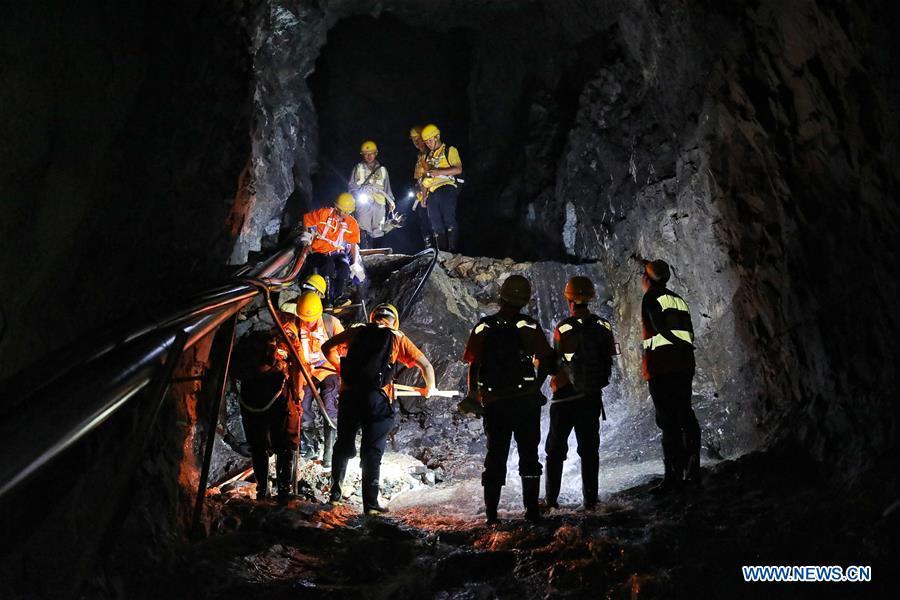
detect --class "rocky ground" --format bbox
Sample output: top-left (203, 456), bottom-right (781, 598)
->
top-left (164, 450), bottom-right (898, 599)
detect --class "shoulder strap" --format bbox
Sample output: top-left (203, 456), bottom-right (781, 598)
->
top-left (360, 162), bottom-right (381, 187)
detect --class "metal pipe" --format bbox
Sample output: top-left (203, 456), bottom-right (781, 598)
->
top-left (191, 314), bottom-right (238, 537)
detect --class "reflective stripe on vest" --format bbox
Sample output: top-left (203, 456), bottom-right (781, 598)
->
top-left (657, 294), bottom-right (689, 312)
top-left (642, 329), bottom-right (694, 350)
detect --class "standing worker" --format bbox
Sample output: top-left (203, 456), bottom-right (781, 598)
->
top-left (419, 124), bottom-right (462, 252)
top-left (280, 292), bottom-right (344, 468)
top-left (349, 140), bottom-right (396, 247)
top-left (640, 259), bottom-right (701, 492)
top-left (543, 277), bottom-right (617, 511)
top-left (409, 126), bottom-right (433, 248)
top-left (323, 303), bottom-right (437, 515)
top-left (233, 329), bottom-right (301, 502)
top-left (300, 193), bottom-right (365, 307)
top-left (462, 275), bottom-right (554, 524)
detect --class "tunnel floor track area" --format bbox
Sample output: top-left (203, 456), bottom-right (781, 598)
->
top-left (156, 451), bottom-right (897, 600)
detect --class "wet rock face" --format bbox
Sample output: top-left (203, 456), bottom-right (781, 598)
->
top-left (244, 0), bottom-right (898, 479)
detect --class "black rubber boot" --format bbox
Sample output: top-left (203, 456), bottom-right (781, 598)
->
top-left (362, 464), bottom-right (388, 515)
top-left (329, 456), bottom-right (349, 504)
top-left (683, 447), bottom-right (702, 488)
top-left (300, 427), bottom-right (318, 460)
top-left (447, 228), bottom-right (459, 253)
top-left (543, 460), bottom-right (563, 510)
top-left (522, 476), bottom-right (542, 522)
top-left (322, 426), bottom-right (336, 469)
top-left (581, 457), bottom-right (599, 509)
top-left (434, 233), bottom-right (446, 252)
top-left (484, 485), bottom-right (502, 525)
top-left (252, 452), bottom-right (271, 500)
top-left (651, 450), bottom-right (684, 495)
top-left (275, 450), bottom-right (298, 502)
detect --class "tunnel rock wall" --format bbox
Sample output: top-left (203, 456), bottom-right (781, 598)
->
top-left (551, 0), bottom-right (900, 479)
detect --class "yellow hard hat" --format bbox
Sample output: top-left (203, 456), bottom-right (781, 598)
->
top-left (360, 140), bottom-right (378, 154)
top-left (420, 124), bottom-right (440, 141)
top-left (335, 192), bottom-right (356, 213)
top-left (369, 302), bottom-right (400, 329)
top-left (499, 274), bottom-right (531, 307)
top-left (564, 276), bottom-right (595, 303)
top-left (296, 292), bottom-right (323, 323)
top-left (409, 126), bottom-right (423, 139)
top-left (302, 273), bottom-right (327, 297)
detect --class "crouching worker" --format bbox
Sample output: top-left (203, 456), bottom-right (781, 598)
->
top-left (280, 292), bottom-right (344, 467)
top-left (323, 303), bottom-right (436, 515)
top-left (233, 329), bottom-right (302, 502)
top-left (462, 275), bottom-right (554, 524)
top-left (544, 277), bottom-right (617, 511)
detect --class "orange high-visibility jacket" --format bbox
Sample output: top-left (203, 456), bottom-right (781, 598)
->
top-left (303, 207), bottom-right (360, 254)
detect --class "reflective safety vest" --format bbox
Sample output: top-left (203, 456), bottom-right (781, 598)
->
top-left (421, 144), bottom-right (460, 192)
top-left (352, 162), bottom-right (391, 205)
top-left (303, 207), bottom-right (360, 255)
top-left (641, 287), bottom-right (695, 379)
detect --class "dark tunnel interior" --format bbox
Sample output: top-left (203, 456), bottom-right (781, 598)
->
top-left (308, 15), bottom-right (470, 254)
top-left (1, 0), bottom-right (900, 598)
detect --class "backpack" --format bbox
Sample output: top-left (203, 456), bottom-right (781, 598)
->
top-left (558, 315), bottom-right (615, 394)
top-left (476, 315), bottom-right (536, 398)
top-left (231, 329), bottom-right (288, 412)
top-left (340, 324), bottom-right (396, 389)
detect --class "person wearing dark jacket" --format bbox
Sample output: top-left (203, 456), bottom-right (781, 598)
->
top-left (462, 275), bottom-right (554, 524)
top-left (641, 259), bottom-right (701, 493)
top-left (322, 303), bottom-right (436, 515)
top-left (544, 276), bottom-right (616, 511)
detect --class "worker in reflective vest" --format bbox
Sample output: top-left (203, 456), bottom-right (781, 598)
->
top-left (419, 123), bottom-right (462, 252)
top-left (300, 193), bottom-right (364, 306)
top-left (641, 259), bottom-right (701, 492)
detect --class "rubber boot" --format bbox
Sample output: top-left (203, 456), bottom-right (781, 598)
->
top-left (581, 457), bottom-right (599, 510)
top-left (434, 233), bottom-right (446, 252)
top-left (300, 426), bottom-right (318, 459)
top-left (276, 450), bottom-right (298, 502)
top-left (329, 456), bottom-right (349, 504)
top-left (683, 446), bottom-right (702, 488)
top-left (522, 476), bottom-right (542, 522)
top-left (362, 463), bottom-right (388, 515)
top-left (322, 425), bottom-right (336, 469)
top-left (650, 448), bottom-right (683, 495)
top-left (484, 485), bottom-right (502, 525)
top-left (252, 452), bottom-right (271, 500)
top-left (543, 460), bottom-right (563, 510)
top-left (447, 228), bottom-right (459, 253)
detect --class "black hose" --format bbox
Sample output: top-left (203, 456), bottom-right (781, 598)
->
top-left (399, 235), bottom-right (439, 322)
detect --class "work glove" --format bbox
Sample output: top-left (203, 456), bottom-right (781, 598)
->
top-left (349, 262), bottom-right (366, 283)
top-left (298, 231), bottom-right (314, 246)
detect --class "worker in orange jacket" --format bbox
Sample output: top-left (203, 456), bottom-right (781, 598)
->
top-left (300, 193), bottom-right (364, 306)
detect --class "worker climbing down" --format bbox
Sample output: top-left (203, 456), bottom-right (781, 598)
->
top-left (543, 276), bottom-right (617, 511)
top-left (349, 140), bottom-right (397, 247)
top-left (231, 329), bottom-right (302, 502)
top-left (300, 193), bottom-right (364, 307)
top-left (323, 303), bottom-right (437, 515)
top-left (640, 259), bottom-right (701, 493)
top-left (419, 124), bottom-right (462, 252)
top-left (462, 275), bottom-right (554, 524)
top-left (279, 292), bottom-right (344, 468)
top-left (409, 126), bottom-right (434, 248)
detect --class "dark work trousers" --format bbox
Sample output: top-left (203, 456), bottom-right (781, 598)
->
top-left (301, 374), bottom-right (340, 427)
top-left (304, 252), bottom-right (350, 304)
top-left (413, 204), bottom-right (434, 246)
top-left (648, 373), bottom-right (701, 479)
top-left (241, 395), bottom-right (301, 496)
top-left (544, 395), bottom-right (603, 505)
top-left (425, 185), bottom-right (459, 236)
top-left (330, 388), bottom-right (394, 509)
top-left (482, 397), bottom-right (543, 489)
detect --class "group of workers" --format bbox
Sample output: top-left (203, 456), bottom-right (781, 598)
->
top-left (332, 123), bottom-right (463, 252)
top-left (295, 123), bottom-right (462, 308)
top-left (237, 252), bottom-right (700, 523)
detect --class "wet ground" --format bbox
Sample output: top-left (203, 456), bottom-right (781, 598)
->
top-left (161, 450), bottom-right (898, 599)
